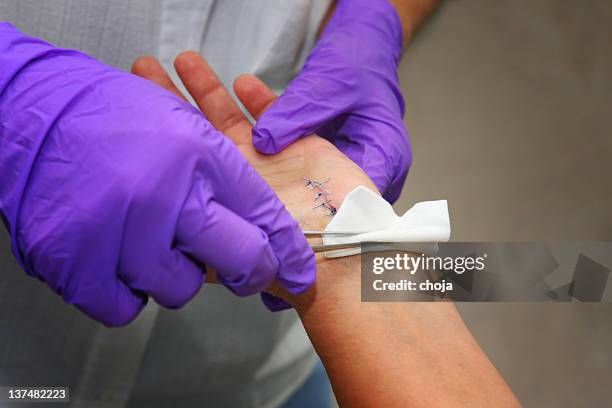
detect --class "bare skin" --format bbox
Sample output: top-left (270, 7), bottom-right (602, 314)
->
top-left (389, 0), bottom-right (440, 45)
top-left (131, 53), bottom-right (520, 407)
top-left (322, 0), bottom-right (440, 46)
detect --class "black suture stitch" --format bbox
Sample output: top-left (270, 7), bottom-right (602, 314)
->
top-left (302, 178), bottom-right (337, 217)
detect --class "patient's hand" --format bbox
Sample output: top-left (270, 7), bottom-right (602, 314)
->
top-left (131, 52), bottom-right (376, 312)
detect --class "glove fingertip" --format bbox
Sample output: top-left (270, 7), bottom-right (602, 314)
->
top-left (251, 126), bottom-right (283, 154)
top-left (105, 290), bottom-right (147, 327)
top-left (74, 282), bottom-right (148, 327)
top-left (260, 292), bottom-right (292, 311)
top-left (217, 238), bottom-right (279, 297)
top-left (155, 252), bottom-right (207, 309)
top-left (279, 252), bottom-right (316, 296)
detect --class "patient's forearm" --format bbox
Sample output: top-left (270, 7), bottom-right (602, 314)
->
top-left (204, 174), bottom-right (517, 405)
top-left (285, 259), bottom-right (520, 407)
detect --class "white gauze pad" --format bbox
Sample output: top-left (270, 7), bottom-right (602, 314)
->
top-left (323, 186), bottom-right (451, 258)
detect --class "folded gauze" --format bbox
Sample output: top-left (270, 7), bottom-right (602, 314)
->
top-left (323, 186), bottom-right (451, 258)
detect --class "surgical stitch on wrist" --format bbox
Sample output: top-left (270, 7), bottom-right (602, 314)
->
top-left (302, 180), bottom-right (451, 258)
top-left (302, 177), bottom-right (337, 216)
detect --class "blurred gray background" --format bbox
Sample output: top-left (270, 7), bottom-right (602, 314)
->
top-left (394, 0), bottom-right (612, 406)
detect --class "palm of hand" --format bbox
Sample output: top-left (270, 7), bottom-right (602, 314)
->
top-left (240, 134), bottom-right (376, 230)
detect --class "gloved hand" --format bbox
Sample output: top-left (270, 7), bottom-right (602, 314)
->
top-left (252, 0), bottom-right (411, 203)
top-left (0, 23), bottom-right (315, 326)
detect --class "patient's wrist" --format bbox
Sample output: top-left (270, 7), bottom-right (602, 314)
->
top-left (281, 177), bottom-right (371, 316)
top-left (285, 255), bottom-right (361, 319)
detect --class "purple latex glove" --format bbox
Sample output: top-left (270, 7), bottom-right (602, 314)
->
top-left (253, 0), bottom-right (411, 203)
top-left (0, 23), bottom-right (315, 326)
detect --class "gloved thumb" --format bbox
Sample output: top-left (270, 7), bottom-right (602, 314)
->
top-left (252, 73), bottom-right (353, 154)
